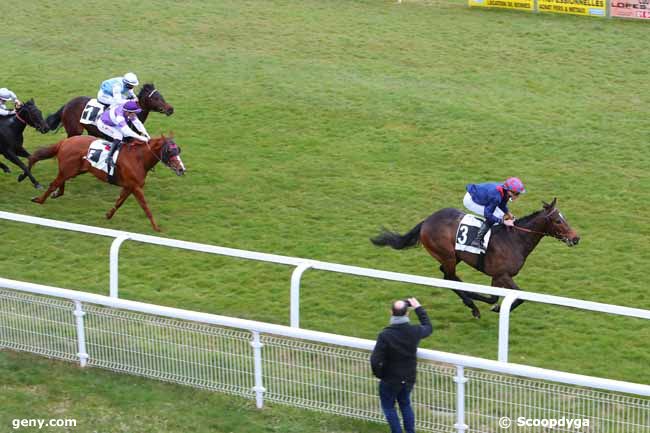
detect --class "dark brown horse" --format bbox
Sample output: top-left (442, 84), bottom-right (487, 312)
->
top-left (45, 83), bottom-right (174, 138)
top-left (371, 199), bottom-right (580, 318)
top-left (28, 134), bottom-right (185, 232)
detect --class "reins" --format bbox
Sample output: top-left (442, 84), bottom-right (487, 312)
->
top-left (14, 108), bottom-right (28, 125)
top-left (510, 208), bottom-right (563, 240)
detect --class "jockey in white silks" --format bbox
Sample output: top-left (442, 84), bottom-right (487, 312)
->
top-left (96, 100), bottom-right (150, 170)
top-left (0, 88), bottom-right (21, 116)
top-left (96, 72), bottom-right (139, 108)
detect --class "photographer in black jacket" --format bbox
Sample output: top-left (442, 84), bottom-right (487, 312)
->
top-left (370, 298), bottom-right (432, 433)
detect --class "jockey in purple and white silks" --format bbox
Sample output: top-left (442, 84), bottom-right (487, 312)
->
top-left (0, 88), bottom-right (21, 117)
top-left (463, 177), bottom-right (526, 248)
top-left (97, 100), bottom-right (150, 170)
top-left (96, 72), bottom-right (139, 108)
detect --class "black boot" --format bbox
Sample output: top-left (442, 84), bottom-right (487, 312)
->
top-left (106, 139), bottom-right (121, 171)
top-left (470, 221), bottom-right (492, 248)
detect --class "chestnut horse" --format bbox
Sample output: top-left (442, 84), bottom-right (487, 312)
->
top-left (45, 83), bottom-right (174, 138)
top-left (1, 99), bottom-right (50, 188)
top-left (28, 135), bottom-right (185, 231)
top-left (371, 199), bottom-right (580, 318)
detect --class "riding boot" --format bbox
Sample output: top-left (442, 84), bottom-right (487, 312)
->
top-left (470, 221), bottom-right (492, 248)
top-left (106, 139), bottom-right (121, 171)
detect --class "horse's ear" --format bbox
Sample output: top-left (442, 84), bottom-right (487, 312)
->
top-left (541, 200), bottom-right (549, 209)
top-left (550, 197), bottom-right (557, 208)
top-left (28, 98), bottom-right (34, 104)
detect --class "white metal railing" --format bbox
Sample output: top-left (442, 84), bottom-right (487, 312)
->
top-left (1, 277), bottom-right (649, 433)
top-left (1, 210), bottom-right (650, 366)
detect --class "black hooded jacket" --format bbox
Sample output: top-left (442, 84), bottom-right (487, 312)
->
top-left (370, 307), bottom-right (432, 387)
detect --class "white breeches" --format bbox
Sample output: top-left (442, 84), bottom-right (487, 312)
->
top-left (97, 91), bottom-right (123, 107)
top-left (96, 119), bottom-right (123, 140)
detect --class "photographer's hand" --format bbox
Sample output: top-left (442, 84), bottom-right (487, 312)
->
top-left (408, 298), bottom-right (421, 309)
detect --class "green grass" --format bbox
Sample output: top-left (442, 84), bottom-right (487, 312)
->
top-left (2, 0), bottom-right (650, 431)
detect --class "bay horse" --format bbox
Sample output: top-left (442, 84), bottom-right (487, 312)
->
top-left (28, 134), bottom-right (185, 232)
top-left (0, 99), bottom-right (50, 188)
top-left (371, 199), bottom-right (580, 318)
top-left (45, 83), bottom-right (174, 137)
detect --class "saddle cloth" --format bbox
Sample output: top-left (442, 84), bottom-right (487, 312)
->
top-left (84, 139), bottom-right (120, 176)
top-left (455, 214), bottom-right (493, 254)
top-left (79, 99), bottom-right (106, 125)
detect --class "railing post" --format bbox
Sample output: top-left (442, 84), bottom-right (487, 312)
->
top-left (290, 262), bottom-right (313, 328)
top-left (453, 365), bottom-right (469, 433)
top-left (109, 234), bottom-right (130, 298)
top-left (497, 294), bottom-right (518, 362)
top-left (73, 301), bottom-right (89, 367)
top-left (250, 331), bottom-right (265, 408)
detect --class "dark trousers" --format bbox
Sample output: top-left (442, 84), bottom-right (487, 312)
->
top-left (379, 380), bottom-right (415, 433)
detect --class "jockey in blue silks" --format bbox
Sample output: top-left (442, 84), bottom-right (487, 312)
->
top-left (0, 88), bottom-right (21, 116)
top-left (463, 177), bottom-right (526, 248)
top-left (96, 100), bottom-right (150, 170)
top-left (96, 72), bottom-right (139, 108)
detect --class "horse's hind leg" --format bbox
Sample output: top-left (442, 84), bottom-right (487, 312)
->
top-left (0, 161), bottom-right (10, 173)
top-left (51, 182), bottom-right (66, 199)
top-left (438, 260), bottom-right (482, 319)
top-left (32, 171), bottom-right (69, 204)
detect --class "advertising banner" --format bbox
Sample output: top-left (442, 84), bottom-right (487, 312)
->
top-left (611, 0), bottom-right (650, 18)
top-left (538, 0), bottom-right (607, 16)
top-left (468, 0), bottom-right (534, 11)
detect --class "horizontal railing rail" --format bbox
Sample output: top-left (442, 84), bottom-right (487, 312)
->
top-left (2, 210), bottom-right (649, 365)
top-left (1, 276), bottom-right (649, 398)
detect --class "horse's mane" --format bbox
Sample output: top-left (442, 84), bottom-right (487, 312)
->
top-left (515, 209), bottom-right (545, 225)
top-left (138, 83), bottom-right (155, 99)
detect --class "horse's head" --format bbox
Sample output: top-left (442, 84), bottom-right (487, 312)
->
top-left (138, 84), bottom-right (174, 116)
top-left (542, 198), bottom-right (580, 247)
top-left (159, 134), bottom-right (185, 176)
top-left (17, 99), bottom-right (49, 133)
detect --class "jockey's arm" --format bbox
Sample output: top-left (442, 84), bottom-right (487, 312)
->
top-left (111, 83), bottom-right (124, 102)
top-left (119, 123), bottom-right (148, 142)
top-left (130, 117), bottom-right (149, 138)
top-left (127, 89), bottom-right (137, 100)
top-left (0, 105), bottom-right (14, 116)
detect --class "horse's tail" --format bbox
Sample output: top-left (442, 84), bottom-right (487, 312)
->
top-left (370, 222), bottom-right (423, 250)
top-left (28, 141), bottom-right (62, 168)
top-left (45, 105), bottom-right (64, 131)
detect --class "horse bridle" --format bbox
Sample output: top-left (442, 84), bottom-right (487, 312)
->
top-left (14, 105), bottom-right (30, 125)
top-left (145, 138), bottom-right (174, 165)
top-left (510, 208), bottom-right (566, 240)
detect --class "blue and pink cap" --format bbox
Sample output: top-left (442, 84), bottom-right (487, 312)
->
top-left (503, 177), bottom-right (526, 194)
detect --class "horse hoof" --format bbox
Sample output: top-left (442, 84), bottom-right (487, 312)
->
top-left (5, 168), bottom-right (13, 174)
top-left (472, 309), bottom-right (481, 319)
top-left (491, 305), bottom-right (500, 313)
top-left (34, 183), bottom-right (43, 190)
top-left (31, 197), bottom-right (42, 204)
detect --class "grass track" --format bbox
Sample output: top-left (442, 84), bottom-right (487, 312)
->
top-left (1, 0), bottom-right (649, 431)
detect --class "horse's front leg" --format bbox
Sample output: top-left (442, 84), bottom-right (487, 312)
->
top-left (131, 186), bottom-right (161, 232)
top-left (490, 275), bottom-right (525, 313)
top-left (3, 149), bottom-right (42, 189)
top-left (106, 187), bottom-right (132, 219)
